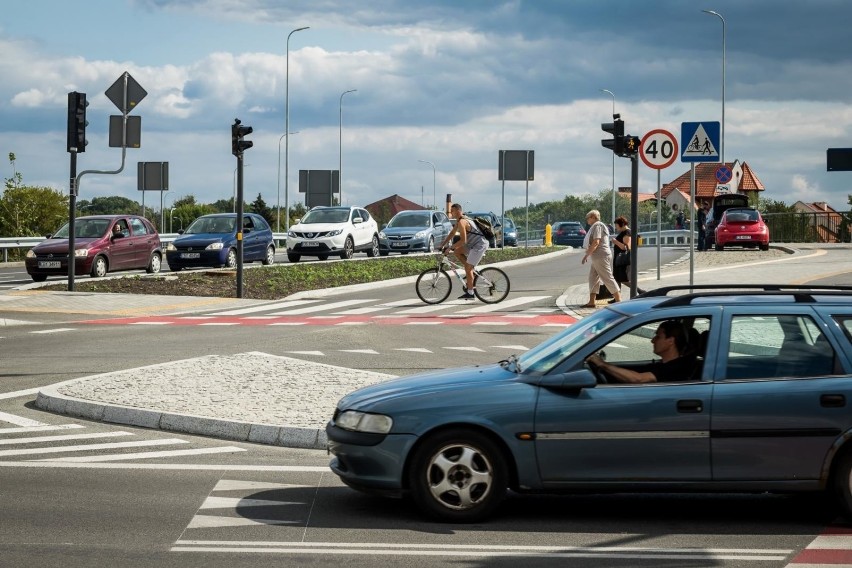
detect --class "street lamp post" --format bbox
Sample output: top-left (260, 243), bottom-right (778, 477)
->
top-left (277, 131), bottom-right (299, 233)
top-left (702, 9), bottom-right (726, 165)
top-left (285, 26), bottom-right (309, 232)
top-left (339, 89), bottom-right (357, 206)
top-left (418, 160), bottom-right (436, 210)
top-left (600, 89), bottom-right (616, 224)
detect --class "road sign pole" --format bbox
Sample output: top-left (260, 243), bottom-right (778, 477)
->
top-left (629, 154), bottom-right (639, 299)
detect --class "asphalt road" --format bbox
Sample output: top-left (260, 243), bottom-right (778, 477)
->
top-left (1, 245), bottom-right (848, 567)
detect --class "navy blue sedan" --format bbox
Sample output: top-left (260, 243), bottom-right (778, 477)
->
top-left (328, 285), bottom-right (852, 522)
top-left (166, 213), bottom-right (275, 270)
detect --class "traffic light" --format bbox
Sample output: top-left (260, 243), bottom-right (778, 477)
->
top-left (231, 119), bottom-right (253, 156)
top-left (622, 135), bottom-right (641, 156)
top-left (601, 114), bottom-right (624, 156)
top-left (67, 91), bottom-right (88, 153)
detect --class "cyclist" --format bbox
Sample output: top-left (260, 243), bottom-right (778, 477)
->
top-left (439, 203), bottom-right (489, 300)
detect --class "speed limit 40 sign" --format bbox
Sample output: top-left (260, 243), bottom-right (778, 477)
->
top-left (640, 129), bottom-right (678, 170)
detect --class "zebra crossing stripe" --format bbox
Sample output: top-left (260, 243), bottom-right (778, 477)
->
top-left (0, 410), bottom-right (49, 427)
top-left (271, 299), bottom-right (378, 315)
top-left (456, 295), bottom-right (551, 314)
top-left (0, 424), bottom-right (86, 435)
top-left (1, 438), bottom-right (188, 458)
top-left (43, 446), bottom-right (246, 462)
top-left (0, 431), bottom-right (132, 446)
top-left (210, 299), bottom-right (322, 316)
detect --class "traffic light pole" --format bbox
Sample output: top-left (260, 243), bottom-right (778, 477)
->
top-left (236, 152), bottom-right (245, 298)
top-left (68, 153), bottom-right (77, 291)
top-left (629, 153), bottom-right (639, 299)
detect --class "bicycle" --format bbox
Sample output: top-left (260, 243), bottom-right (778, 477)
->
top-left (415, 252), bottom-right (510, 304)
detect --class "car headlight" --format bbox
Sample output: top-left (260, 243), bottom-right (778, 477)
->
top-left (206, 242), bottom-right (224, 251)
top-left (326, 228), bottom-right (344, 237)
top-left (287, 230), bottom-right (296, 238)
top-left (335, 410), bottom-right (393, 434)
top-left (75, 248), bottom-right (89, 257)
top-left (415, 230), bottom-right (428, 239)
top-left (26, 249), bottom-right (35, 258)
top-left (379, 231), bottom-right (386, 239)
top-left (166, 243), bottom-right (177, 251)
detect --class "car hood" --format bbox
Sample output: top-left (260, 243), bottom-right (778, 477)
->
top-left (336, 363), bottom-right (520, 411)
top-left (292, 223), bottom-right (346, 232)
top-left (381, 226), bottom-right (431, 236)
top-left (33, 238), bottom-right (100, 253)
top-left (173, 233), bottom-right (231, 246)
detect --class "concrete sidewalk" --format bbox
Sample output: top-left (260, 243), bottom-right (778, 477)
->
top-left (19, 244), bottom-right (852, 450)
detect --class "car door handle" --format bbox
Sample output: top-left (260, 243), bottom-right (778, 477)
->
top-left (676, 399), bottom-right (704, 413)
top-left (821, 394), bottom-right (846, 408)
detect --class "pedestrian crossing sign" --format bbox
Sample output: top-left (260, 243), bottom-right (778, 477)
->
top-left (681, 121), bottom-right (720, 163)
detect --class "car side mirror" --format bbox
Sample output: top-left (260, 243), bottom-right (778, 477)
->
top-left (294, 218), bottom-right (301, 225)
top-left (382, 223), bottom-right (388, 229)
top-left (353, 218), bottom-right (363, 224)
top-left (177, 230), bottom-right (184, 235)
top-left (538, 369), bottom-right (598, 391)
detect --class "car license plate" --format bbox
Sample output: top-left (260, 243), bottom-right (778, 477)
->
top-left (735, 235), bottom-right (751, 240)
top-left (302, 241), bottom-right (319, 247)
top-left (391, 242), bottom-right (407, 248)
top-left (180, 252), bottom-right (201, 259)
top-left (38, 261), bottom-right (60, 268)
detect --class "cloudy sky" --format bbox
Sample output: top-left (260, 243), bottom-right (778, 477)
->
top-left (3, 0), bottom-right (852, 221)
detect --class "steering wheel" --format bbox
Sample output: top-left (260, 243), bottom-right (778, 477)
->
top-left (586, 350), bottom-right (608, 384)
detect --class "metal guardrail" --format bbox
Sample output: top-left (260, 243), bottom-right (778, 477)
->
top-left (1, 233), bottom-right (290, 263)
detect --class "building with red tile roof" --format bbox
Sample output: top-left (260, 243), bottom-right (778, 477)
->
top-left (657, 160), bottom-right (765, 213)
top-left (365, 194), bottom-right (429, 226)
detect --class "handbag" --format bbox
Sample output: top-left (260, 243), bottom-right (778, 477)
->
top-left (615, 251), bottom-right (630, 267)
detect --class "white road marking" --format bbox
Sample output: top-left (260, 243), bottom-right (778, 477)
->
top-left (0, 387), bottom-right (40, 400)
top-left (284, 351), bottom-right (325, 356)
top-left (340, 349), bottom-right (379, 354)
top-left (29, 328), bottom-right (75, 334)
top-left (187, 515), bottom-right (301, 529)
top-left (0, 424), bottom-right (86, 435)
top-left (213, 480), bottom-right (312, 491)
top-left (131, 321), bottom-right (171, 325)
top-left (0, 431), bottom-right (132, 446)
top-left (0, 438), bottom-right (187, 458)
top-left (393, 348), bottom-right (432, 353)
top-left (334, 299), bottom-right (414, 315)
top-left (200, 496), bottom-right (304, 509)
top-left (43, 446), bottom-right (246, 462)
top-left (271, 299), bottom-right (377, 315)
top-left (0, 462), bottom-right (331, 471)
top-left (199, 322), bottom-right (240, 326)
top-left (403, 321), bottom-right (442, 325)
top-left (269, 322), bottom-right (306, 326)
top-left (492, 345), bottom-right (529, 350)
top-left (210, 299), bottom-right (321, 316)
top-left (444, 346), bottom-right (486, 352)
top-left (335, 321), bottom-right (367, 326)
top-left (472, 322), bottom-right (511, 326)
top-left (457, 295), bottom-right (551, 314)
top-left (395, 304), bottom-right (453, 314)
top-left (0, 410), bottom-right (49, 427)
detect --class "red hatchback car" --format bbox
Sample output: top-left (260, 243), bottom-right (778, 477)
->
top-left (714, 207), bottom-right (770, 251)
top-left (25, 215), bottom-right (162, 282)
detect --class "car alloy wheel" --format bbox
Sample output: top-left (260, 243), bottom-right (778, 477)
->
top-left (408, 429), bottom-right (507, 522)
top-left (367, 235), bottom-right (379, 257)
top-left (341, 237), bottom-right (355, 260)
top-left (262, 246), bottom-right (275, 265)
top-left (225, 249), bottom-right (237, 268)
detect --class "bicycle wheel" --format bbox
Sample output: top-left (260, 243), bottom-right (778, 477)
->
top-left (473, 267), bottom-right (510, 304)
top-left (416, 268), bottom-right (453, 304)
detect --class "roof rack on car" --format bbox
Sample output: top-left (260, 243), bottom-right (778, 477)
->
top-left (643, 284), bottom-right (852, 308)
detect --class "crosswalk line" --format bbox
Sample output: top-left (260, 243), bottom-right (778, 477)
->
top-left (42, 446), bottom-right (246, 462)
top-left (200, 495), bottom-right (305, 509)
top-left (210, 299), bottom-right (322, 316)
top-left (0, 424), bottom-right (86, 435)
top-left (456, 295), bottom-right (551, 314)
top-left (0, 410), bottom-right (49, 427)
top-left (0, 431), bottom-right (133, 446)
top-left (0, 438), bottom-right (188, 458)
top-left (335, 299), bottom-right (417, 315)
top-left (270, 298), bottom-right (378, 315)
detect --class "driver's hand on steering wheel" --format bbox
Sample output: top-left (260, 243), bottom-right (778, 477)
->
top-left (586, 354), bottom-right (604, 368)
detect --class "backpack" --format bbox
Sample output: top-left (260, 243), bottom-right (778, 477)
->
top-left (468, 216), bottom-right (495, 240)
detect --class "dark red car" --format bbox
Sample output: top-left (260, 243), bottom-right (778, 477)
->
top-left (25, 215), bottom-right (162, 282)
top-left (714, 207), bottom-right (770, 251)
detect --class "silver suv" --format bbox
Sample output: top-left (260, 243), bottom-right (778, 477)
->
top-left (286, 206), bottom-right (380, 262)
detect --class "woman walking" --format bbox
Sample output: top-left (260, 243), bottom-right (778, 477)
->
top-left (580, 209), bottom-right (621, 308)
top-left (610, 216), bottom-right (642, 302)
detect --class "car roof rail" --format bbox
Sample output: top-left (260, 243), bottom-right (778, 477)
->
top-left (644, 284), bottom-right (852, 307)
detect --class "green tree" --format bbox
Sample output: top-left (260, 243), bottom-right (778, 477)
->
top-left (0, 154), bottom-right (67, 240)
top-left (249, 193), bottom-right (274, 226)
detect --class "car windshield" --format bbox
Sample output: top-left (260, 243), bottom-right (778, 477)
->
top-left (387, 213), bottom-right (430, 228)
top-left (504, 219), bottom-right (515, 229)
top-left (517, 309), bottom-right (624, 374)
top-left (185, 217), bottom-right (235, 234)
top-left (726, 210), bottom-right (759, 222)
top-left (52, 219), bottom-right (110, 239)
top-left (302, 208), bottom-right (350, 224)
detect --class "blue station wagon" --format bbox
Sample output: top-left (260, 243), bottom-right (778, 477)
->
top-left (166, 213), bottom-right (275, 270)
top-left (327, 285), bottom-right (852, 522)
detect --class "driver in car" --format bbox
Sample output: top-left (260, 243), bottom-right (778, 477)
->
top-left (585, 320), bottom-right (694, 383)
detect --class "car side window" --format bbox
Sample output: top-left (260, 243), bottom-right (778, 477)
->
top-left (129, 218), bottom-right (148, 236)
top-left (359, 209), bottom-right (371, 222)
top-left (600, 317), bottom-right (710, 376)
top-left (252, 216), bottom-right (269, 231)
top-left (725, 314), bottom-right (838, 380)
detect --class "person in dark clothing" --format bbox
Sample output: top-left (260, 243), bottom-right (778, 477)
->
top-left (697, 202), bottom-right (709, 251)
top-left (586, 320), bottom-right (694, 383)
top-left (609, 216), bottom-right (643, 302)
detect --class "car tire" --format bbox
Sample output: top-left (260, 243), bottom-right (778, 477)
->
top-left (408, 429), bottom-right (508, 522)
top-left (262, 246), bottom-right (275, 265)
top-left (379, 251), bottom-right (389, 257)
top-left (715, 243), bottom-right (724, 251)
top-left (340, 237), bottom-right (355, 260)
top-left (146, 252), bottom-right (162, 274)
top-left (318, 254), bottom-right (329, 261)
top-left (367, 235), bottom-right (379, 258)
top-left (833, 449), bottom-right (852, 521)
top-left (90, 256), bottom-right (108, 278)
top-left (31, 274), bottom-right (48, 282)
top-left (760, 244), bottom-right (770, 251)
top-left (224, 249), bottom-right (237, 269)
top-left (427, 237), bottom-right (435, 253)
top-left (287, 253), bottom-right (301, 263)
